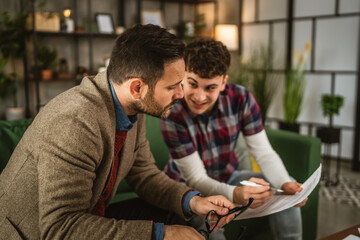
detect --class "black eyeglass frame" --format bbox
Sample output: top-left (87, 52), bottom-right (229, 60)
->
top-left (205, 197), bottom-right (254, 233)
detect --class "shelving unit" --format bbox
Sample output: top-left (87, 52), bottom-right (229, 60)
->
top-left (23, 0), bottom-right (218, 115)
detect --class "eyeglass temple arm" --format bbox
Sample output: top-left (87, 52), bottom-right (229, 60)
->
top-left (228, 197), bottom-right (254, 214)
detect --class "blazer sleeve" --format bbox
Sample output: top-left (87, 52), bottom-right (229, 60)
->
top-left (125, 114), bottom-right (192, 219)
top-left (35, 109), bottom-right (154, 239)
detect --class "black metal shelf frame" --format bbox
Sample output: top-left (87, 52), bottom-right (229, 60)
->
top-left (238, 0), bottom-right (360, 171)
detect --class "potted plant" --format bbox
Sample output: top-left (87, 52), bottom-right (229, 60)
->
top-left (280, 42), bottom-right (311, 133)
top-left (230, 44), bottom-right (278, 124)
top-left (36, 45), bottom-right (58, 80)
top-left (0, 11), bottom-right (27, 120)
top-left (316, 94), bottom-right (344, 143)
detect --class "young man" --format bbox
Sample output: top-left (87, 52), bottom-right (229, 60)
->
top-left (161, 38), bottom-right (307, 240)
top-left (0, 25), bottom-right (236, 240)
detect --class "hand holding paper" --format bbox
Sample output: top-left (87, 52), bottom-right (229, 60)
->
top-left (235, 164), bottom-right (322, 220)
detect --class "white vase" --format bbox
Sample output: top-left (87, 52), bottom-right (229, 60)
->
top-left (5, 107), bottom-right (25, 121)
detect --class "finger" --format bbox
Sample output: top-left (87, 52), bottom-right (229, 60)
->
top-left (243, 185), bottom-right (270, 194)
top-left (294, 197), bottom-right (308, 207)
top-left (212, 205), bottom-right (229, 216)
top-left (248, 177), bottom-right (270, 186)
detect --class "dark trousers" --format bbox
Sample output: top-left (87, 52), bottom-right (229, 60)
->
top-left (105, 198), bottom-right (188, 225)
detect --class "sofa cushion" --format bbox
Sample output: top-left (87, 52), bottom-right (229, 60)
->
top-left (0, 118), bottom-right (33, 173)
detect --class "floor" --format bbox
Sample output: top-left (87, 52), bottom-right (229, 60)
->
top-left (316, 159), bottom-right (360, 239)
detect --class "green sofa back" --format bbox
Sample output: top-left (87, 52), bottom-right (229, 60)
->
top-left (0, 118), bottom-right (33, 173)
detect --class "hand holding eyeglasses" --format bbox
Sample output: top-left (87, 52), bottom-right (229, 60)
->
top-left (205, 198), bottom-right (254, 234)
top-left (189, 195), bottom-right (237, 231)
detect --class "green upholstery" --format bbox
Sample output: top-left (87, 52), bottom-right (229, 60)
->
top-left (0, 116), bottom-right (321, 240)
top-left (0, 118), bottom-right (33, 173)
top-left (224, 128), bottom-right (321, 240)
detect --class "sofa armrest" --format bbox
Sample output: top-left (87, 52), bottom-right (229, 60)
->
top-left (266, 128), bottom-right (321, 240)
top-left (266, 128), bottom-right (321, 183)
top-left (0, 118), bottom-right (33, 173)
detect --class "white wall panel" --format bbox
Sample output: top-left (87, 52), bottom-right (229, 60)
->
top-left (339, 0), bottom-right (360, 14)
top-left (315, 17), bottom-right (359, 71)
top-left (293, 20), bottom-right (312, 71)
top-left (242, 24), bottom-right (269, 59)
top-left (267, 74), bottom-right (285, 120)
top-left (298, 74), bottom-right (331, 124)
top-left (294, 0), bottom-right (335, 17)
top-left (259, 0), bottom-right (287, 21)
top-left (272, 23), bottom-right (287, 70)
top-left (334, 75), bottom-right (357, 127)
top-left (242, 0), bottom-right (255, 23)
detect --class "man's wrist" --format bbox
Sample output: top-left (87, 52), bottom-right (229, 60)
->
top-left (183, 190), bottom-right (201, 216)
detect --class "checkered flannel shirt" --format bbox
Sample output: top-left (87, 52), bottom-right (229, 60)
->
top-left (160, 84), bottom-right (264, 183)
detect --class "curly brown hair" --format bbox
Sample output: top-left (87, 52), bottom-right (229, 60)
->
top-left (185, 38), bottom-right (230, 78)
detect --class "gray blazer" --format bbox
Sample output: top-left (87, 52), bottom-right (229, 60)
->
top-left (0, 71), bottom-right (191, 239)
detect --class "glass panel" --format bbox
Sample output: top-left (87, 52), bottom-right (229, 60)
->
top-left (259, 0), bottom-right (287, 21)
top-left (315, 16), bottom-right (359, 71)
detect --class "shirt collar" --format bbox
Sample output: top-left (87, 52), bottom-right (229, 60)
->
top-left (108, 78), bottom-right (137, 131)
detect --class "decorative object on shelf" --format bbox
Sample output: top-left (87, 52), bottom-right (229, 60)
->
top-left (26, 12), bottom-right (60, 32)
top-left (36, 45), bottom-right (58, 80)
top-left (115, 26), bottom-right (125, 35)
top-left (57, 58), bottom-right (72, 79)
top-left (173, 21), bottom-right (194, 43)
top-left (141, 10), bottom-right (165, 28)
top-left (194, 13), bottom-right (207, 37)
top-left (0, 11), bottom-right (27, 120)
top-left (62, 7), bottom-right (74, 33)
top-left (95, 13), bottom-right (114, 34)
top-left (281, 42), bottom-right (311, 132)
top-left (215, 24), bottom-right (239, 51)
top-left (75, 66), bottom-right (88, 81)
top-left (229, 44), bottom-right (278, 124)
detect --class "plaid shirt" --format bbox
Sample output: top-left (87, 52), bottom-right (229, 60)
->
top-left (161, 84), bottom-right (263, 183)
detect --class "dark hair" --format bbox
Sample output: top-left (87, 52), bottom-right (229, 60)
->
top-left (107, 24), bottom-right (185, 89)
top-left (185, 38), bottom-right (230, 78)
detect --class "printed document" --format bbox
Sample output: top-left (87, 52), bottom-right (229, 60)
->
top-left (235, 164), bottom-right (322, 220)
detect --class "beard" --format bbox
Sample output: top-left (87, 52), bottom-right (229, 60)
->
top-left (132, 89), bottom-right (178, 118)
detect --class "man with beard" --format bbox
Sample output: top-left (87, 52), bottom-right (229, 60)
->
top-left (0, 25), bottom-right (236, 240)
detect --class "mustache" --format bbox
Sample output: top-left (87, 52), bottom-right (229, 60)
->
top-left (166, 99), bottom-right (180, 108)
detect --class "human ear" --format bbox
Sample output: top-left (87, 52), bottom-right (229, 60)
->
top-left (129, 78), bottom-right (144, 99)
top-left (221, 75), bottom-right (228, 91)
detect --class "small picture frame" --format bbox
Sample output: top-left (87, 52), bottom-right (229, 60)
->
top-left (141, 10), bottom-right (165, 28)
top-left (95, 13), bottom-right (114, 34)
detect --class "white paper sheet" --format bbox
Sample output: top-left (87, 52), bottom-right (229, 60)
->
top-left (235, 164), bottom-right (322, 220)
top-left (343, 235), bottom-right (360, 240)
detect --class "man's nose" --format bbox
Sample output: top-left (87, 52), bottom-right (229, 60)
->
top-left (173, 83), bottom-right (184, 99)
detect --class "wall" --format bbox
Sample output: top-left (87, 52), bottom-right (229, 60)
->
top-left (216, 0), bottom-right (359, 160)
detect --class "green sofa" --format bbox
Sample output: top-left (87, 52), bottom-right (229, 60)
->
top-left (0, 116), bottom-right (321, 240)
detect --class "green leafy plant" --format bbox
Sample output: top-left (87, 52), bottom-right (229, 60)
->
top-left (321, 94), bottom-right (344, 128)
top-left (37, 45), bottom-right (58, 70)
top-left (230, 44), bottom-right (278, 123)
top-left (0, 11), bottom-right (28, 107)
top-left (283, 42), bottom-right (311, 124)
top-left (321, 94), bottom-right (344, 117)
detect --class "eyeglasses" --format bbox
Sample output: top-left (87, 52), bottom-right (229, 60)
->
top-left (205, 198), bottom-right (254, 233)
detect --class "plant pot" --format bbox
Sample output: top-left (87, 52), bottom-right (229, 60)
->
top-left (316, 127), bottom-right (340, 144)
top-left (279, 121), bottom-right (300, 133)
top-left (5, 107), bottom-right (25, 121)
top-left (41, 69), bottom-right (53, 80)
